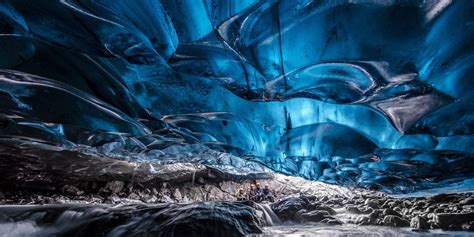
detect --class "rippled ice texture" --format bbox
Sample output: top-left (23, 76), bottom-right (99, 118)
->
top-left (0, 0), bottom-right (473, 194)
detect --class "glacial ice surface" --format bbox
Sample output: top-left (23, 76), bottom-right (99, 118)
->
top-left (0, 0), bottom-right (473, 194)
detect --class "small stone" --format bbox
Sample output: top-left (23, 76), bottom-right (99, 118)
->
top-left (356, 216), bottom-right (372, 225)
top-left (128, 192), bottom-right (140, 200)
top-left (462, 223), bottom-right (474, 231)
top-left (144, 195), bottom-right (158, 203)
top-left (105, 193), bottom-right (120, 204)
top-left (415, 201), bottom-right (427, 209)
top-left (62, 185), bottom-right (83, 195)
top-left (463, 205), bottom-right (474, 211)
top-left (434, 208), bottom-right (445, 213)
top-left (89, 181), bottom-right (98, 190)
top-left (173, 188), bottom-right (182, 201)
top-left (425, 206), bottom-right (436, 213)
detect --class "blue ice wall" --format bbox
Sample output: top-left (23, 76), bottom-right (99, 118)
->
top-left (0, 0), bottom-right (473, 193)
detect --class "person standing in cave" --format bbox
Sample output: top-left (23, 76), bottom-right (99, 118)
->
top-left (262, 183), bottom-right (274, 202)
top-left (236, 188), bottom-right (246, 201)
top-left (255, 182), bottom-right (264, 202)
top-left (248, 184), bottom-right (257, 201)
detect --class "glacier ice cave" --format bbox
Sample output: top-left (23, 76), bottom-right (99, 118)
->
top-left (0, 0), bottom-right (474, 236)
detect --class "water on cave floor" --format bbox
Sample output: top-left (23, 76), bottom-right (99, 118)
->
top-left (257, 224), bottom-right (474, 237)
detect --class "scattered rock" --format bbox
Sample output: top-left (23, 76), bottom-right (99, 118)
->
top-left (206, 186), bottom-right (229, 201)
top-left (347, 205), bottom-right (372, 214)
top-left (61, 185), bottom-right (84, 195)
top-left (104, 181), bottom-right (124, 194)
top-left (105, 193), bottom-right (120, 204)
top-left (128, 192), bottom-right (141, 200)
top-left (464, 205), bottom-right (474, 211)
top-left (462, 222), bottom-right (474, 231)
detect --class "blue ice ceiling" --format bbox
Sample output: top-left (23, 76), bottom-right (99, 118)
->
top-left (0, 0), bottom-right (473, 193)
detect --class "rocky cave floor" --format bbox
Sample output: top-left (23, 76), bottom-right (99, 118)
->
top-left (1, 173), bottom-right (474, 236)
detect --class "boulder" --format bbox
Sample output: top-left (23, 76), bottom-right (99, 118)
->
top-left (382, 215), bottom-right (410, 227)
top-left (271, 197), bottom-right (308, 220)
top-left (364, 199), bottom-right (380, 209)
top-left (321, 218), bottom-right (342, 225)
top-left (346, 205), bottom-right (372, 214)
top-left (460, 197), bottom-right (474, 206)
top-left (414, 201), bottom-right (427, 209)
top-left (410, 216), bottom-right (429, 231)
top-left (356, 216), bottom-right (372, 225)
top-left (369, 209), bottom-right (383, 220)
top-left (300, 210), bottom-right (332, 223)
top-left (309, 204), bottom-right (336, 215)
top-left (435, 212), bottom-right (474, 230)
top-left (294, 209), bottom-right (308, 222)
top-left (383, 208), bottom-right (402, 217)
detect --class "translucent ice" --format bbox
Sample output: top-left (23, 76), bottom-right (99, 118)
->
top-left (0, 0), bottom-right (473, 194)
